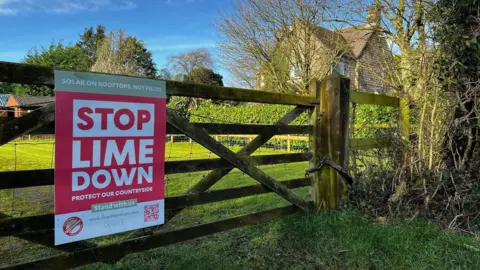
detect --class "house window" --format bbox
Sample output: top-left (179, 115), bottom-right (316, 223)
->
top-left (332, 61), bottom-right (346, 75)
top-left (290, 63), bottom-right (301, 79)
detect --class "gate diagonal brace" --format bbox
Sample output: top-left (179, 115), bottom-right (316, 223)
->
top-left (164, 106), bottom-right (307, 216)
top-left (305, 156), bottom-right (354, 186)
top-left (166, 108), bottom-right (312, 212)
top-left (127, 106), bottom-right (309, 237)
top-left (0, 102), bottom-right (55, 146)
top-left (184, 106), bottom-right (309, 197)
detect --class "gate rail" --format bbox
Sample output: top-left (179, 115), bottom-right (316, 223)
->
top-left (0, 61), bottom-right (405, 269)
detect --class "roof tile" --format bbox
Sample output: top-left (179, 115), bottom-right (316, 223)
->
top-left (12, 95), bottom-right (54, 107)
top-left (314, 23), bottom-right (376, 58)
top-left (0, 94), bottom-right (9, 107)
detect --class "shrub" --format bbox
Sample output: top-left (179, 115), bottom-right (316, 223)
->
top-left (189, 101), bottom-right (310, 125)
top-left (167, 100), bottom-right (398, 151)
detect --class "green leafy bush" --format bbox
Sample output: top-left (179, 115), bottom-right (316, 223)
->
top-left (189, 101), bottom-right (310, 124)
top-left (168, 101), bottom-right (398, 151)
top-left (352, 104), bottom-right (398, 138)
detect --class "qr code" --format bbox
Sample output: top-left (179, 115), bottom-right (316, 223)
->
top-left (144, 204), bottom-right (159, 222)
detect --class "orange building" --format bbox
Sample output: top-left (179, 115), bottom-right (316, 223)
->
top-left (5, 95), bottom-right (54, 117)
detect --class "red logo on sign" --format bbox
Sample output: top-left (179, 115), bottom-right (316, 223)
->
top-left (63, 217), bottom-right (84, 236)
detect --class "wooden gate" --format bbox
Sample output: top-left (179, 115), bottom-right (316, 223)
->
top-left (0, 61), bottom-right (405, 269)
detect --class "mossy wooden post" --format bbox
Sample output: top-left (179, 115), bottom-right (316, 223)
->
top-left (311, 73), bottom-right (350, 211)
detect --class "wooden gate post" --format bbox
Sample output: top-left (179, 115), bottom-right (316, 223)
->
top-left (310, 73), bottom-right (350, 211)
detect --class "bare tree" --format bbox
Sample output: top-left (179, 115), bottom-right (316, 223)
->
top-left (216, 0), bottom-right (349, 95)
top-left (167, 49), bottom-right (216, 117)
top-left (92, 29), bottom-right (156, 77)
top-left (333, 1), bottom-right (450, 168)
top-left (168, 49), bottom-right (213, 76)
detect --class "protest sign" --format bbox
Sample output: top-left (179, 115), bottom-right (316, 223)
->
top-left (54, 71), bottom-right (166, 245)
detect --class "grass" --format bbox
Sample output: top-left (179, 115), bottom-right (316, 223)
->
top-left (80, 210), bottom-right (480, 270)
top-left (1, 140), bottom-right (480, 269)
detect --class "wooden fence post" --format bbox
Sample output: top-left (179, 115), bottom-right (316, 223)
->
top-left (311, 73), bottom-right (350, 211)
top-left (287, 135), bottom-right (291, 152)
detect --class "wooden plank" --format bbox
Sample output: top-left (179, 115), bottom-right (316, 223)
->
top-left (339, 77), bottom-right (350, 170)
top-left (0, 213), bottom-right (96, 253)
top-left (354, 124), bottom-right (391, 129)
top-left (166, 80), bottom-right (314, 106)
top-left (0, 213), bottom-right (52, 236)
top-left (0, 169), bottom-right (53, 189)
top-left (350, 91), bottom-right (400, 107)
top-left (0, 103), bottom-right (54, 146)
top-left (0, 117), bottom-right (13, 124)
top-left (213, 134), bottom-right (310, 141)
top-left (174, 123), bottom-right (312, 135)
top-left (167, 152), bottom-right (311, 175)
top-left (349, 138), bottom-right (390, 150)
top-left (167, 177), bottom-right (310, 210)
top-left (0, 153), bottom-right (311, 190)
top-left (26, 123), bottom-right (312, 135)
top-left (309, 79), bottom-right (321, 206)
top-left (0, 61), bottom-right (54, 85)
top-left (3, 205), bottom-right (302, 270)
top-left (0, 61), bottom-right (315, 106)
top-left (18, 121), bottom-right (54, 135)
top-left (0, 178), bottom-right (310, 237)
top-left (166, 109), bottom-right (311, 211)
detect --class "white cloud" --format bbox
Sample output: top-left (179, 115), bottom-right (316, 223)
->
top-left (0, 0), bottom-right (18, 4)
top-left (114, 1), bottom-right (136, 11)
top-left (0, 7), bottom-right (17, 15)
top-left (0, 0), bottom-right (18, 14)
top-left (0, 0), bottom-right (137, 15)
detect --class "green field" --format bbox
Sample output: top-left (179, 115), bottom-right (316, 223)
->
top-left (1, 140), bottom-right (480, 269)
top-left (0, 140), bottom-right (309, 219)
top-left (0, 140), bottom-right (309, 267)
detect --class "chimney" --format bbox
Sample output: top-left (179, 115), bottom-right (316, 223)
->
top-left (367, 5), bottom-right (381, 26)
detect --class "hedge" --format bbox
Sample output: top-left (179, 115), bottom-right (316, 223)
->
top-left (167, 99), bottom-right (398, 149)
top-left (189, 101), bottom-right (310, 125)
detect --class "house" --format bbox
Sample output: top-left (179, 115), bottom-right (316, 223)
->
top-left (258, 6), bottom-right (393, 94)
top-left (0, 94), bottom-right (11, 117)
top-left (5, 95), bottom-right (54, 117)
top-left (335, 9), bottom-right (393, 94)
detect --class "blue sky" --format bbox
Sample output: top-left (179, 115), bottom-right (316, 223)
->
top-left (0, 0), bottom-right (234, 82)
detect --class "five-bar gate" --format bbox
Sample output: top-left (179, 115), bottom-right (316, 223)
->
top-left (0, 61), bottom-right (405, 269)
